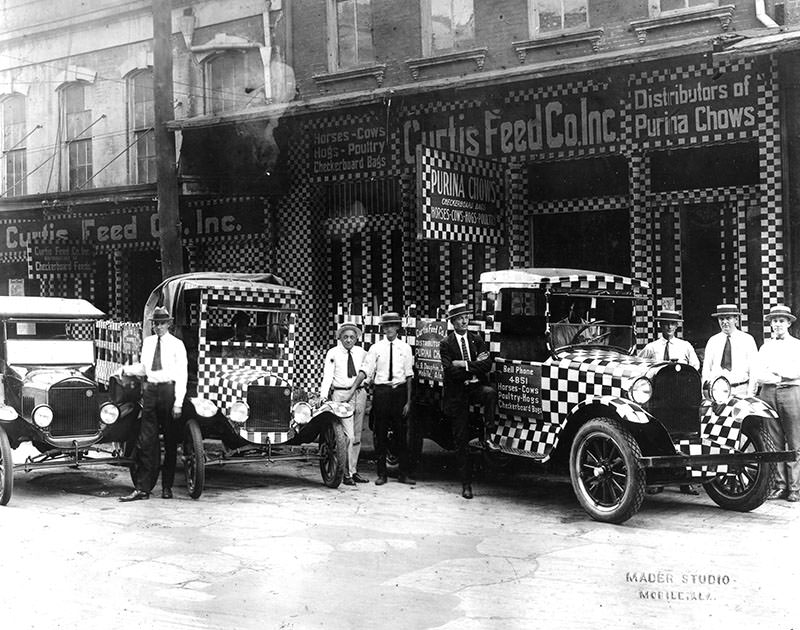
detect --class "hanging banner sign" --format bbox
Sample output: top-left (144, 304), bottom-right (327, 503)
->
top-left (310, 108), bottom-right (389, 178)
top-left (27, 241), bottom-right (94, 277)
top-left (416, 145), bottom-right (504, 244)
top-left (414, 319), bottom-right (447, 383)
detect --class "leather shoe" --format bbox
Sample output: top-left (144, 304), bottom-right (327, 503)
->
top-left (484, 439), bottom-right (501, 452)
top-left (343, 477), bottom-right (356, 486)
top-left (352, 473), bottom-right (369, 483)
top-left (646, 486), bottom-right (664, 495)
top-left (374, 476), bottom-right (388, 486)
top-left (768, 488), bottom-right (789, 500)
top-left (679, 485), bottom-right (699, 496)
top-left (161, 487), bottom-right (173, 499)
top-left (119, 490), bottom-right (149, 502)
top-left (787, 491), bottom-right (800, 503)
top-left (462, 484), bottom-right (473, 500)
top-left (397, 475), bottom-right (416, 485)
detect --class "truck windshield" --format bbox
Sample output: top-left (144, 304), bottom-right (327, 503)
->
top-left (3, 319), bottom-right (95, 365)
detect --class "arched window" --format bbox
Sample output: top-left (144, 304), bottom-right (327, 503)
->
top-left (61, 82), bottom-right (93, 190)
top-left (206, 49), bottom-right (264, 115)
top-left (128, 69), bottom-right (155, 183)
top-left (2, 94), bottom-right (26, 196)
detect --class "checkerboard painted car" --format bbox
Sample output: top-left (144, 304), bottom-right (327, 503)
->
top-left (142, 272), bottom-right (349, 498)
top-left (412, 268), bottom-right (795, 524)
top-left (0, 296), bottom-right (140, 506)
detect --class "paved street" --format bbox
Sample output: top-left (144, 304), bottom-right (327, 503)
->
top-left (4, 442), bottom-right (799, 630)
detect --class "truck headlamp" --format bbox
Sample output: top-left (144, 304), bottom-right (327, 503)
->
top-left (32, 405), bottom-right (54, 428)
top-left (710, 376), bottom-right (732, 405)
top-left (292, 402), bottom-right (312, 426)
top-left (229, 401), bottom-right (249, 424)
top-left (629, 377), bottom-right (653, 405)
top-left (99, 402), bottom-right (120, 425)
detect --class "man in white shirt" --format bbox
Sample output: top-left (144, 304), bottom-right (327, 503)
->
top-left (351, 312), bottom-right (415, 486)
top-left (120, 306), bottom-right (188, 502)
top-left (638, 309), bottom-right (699, 369)
top-left (751, 304), bottom-right (800, 502)
top-left (320, 322), bottom-right (368, 485)
top-left (702, 304), bottom-right (757, 398)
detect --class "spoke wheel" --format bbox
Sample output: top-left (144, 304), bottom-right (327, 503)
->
top-left (319, 421), bottom-right (347, 488)
top-left (0, 427), bottom-right (13, 506)
top-left (183, 418), bottom-right (205, 499)
top-left (703, 421), bottom-right (774, 512)
top-left (570, 417), bottom-right (645, 524)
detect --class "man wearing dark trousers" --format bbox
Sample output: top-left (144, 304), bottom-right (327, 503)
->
top-left (352, 311), bottom-right (415, 486)
top-left (439, 302), bottom-right (496, 500)
top-left (120, 306), bottom-right (188, 501)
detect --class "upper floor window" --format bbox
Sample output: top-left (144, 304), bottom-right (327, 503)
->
top-left (650, 0), bottom-right (718, 15)
top-left (329, 0), bottom-right (375, 70)
top-left (2, 94), bottom-right (27, 197)
top-left (61, 82), bottom-right (93, 190)
top-left (422, 0), bottom-right (474, 56)
top-left (128, 69), bottom-right (155, 184)
top-left (206, 50), bottom-right (264, 115)
top-left (529, 0), bottom-right (588, 35)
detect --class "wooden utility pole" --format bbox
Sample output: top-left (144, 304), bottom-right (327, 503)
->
top-left (153, 0), bottom-right (184, 279)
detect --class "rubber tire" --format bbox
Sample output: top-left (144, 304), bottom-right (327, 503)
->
top-left (570, 417), bottom-right (646, 524)
top-left (319, 421), bottom-right (347, 488)
top-left (183, 418), bottom-right (205, 499)
top-left (703, 421), bottom-right (775, 512)
top-left (0, 426), bottom-right (13, 506)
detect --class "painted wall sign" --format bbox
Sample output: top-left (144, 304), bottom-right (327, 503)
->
top-left (27, 241), bottom-right (94, 277)
top-left (496, 360), bottom-right (543, 420)
top-left (416, 145), bottom-right (505, 244)
top-left (311, 111), bottom-right (388, 177)
top-left (415, 318), bottom-right (447, 382)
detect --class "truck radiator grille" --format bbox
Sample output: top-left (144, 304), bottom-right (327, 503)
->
top-left (49, 382), bottom-right (99, 437)
top-left (649, 366), bottom-right (701, 436)
top-left (246, 386), bottom-right (291, 432)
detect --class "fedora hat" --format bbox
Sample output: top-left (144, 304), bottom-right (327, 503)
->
top-left (712, 304), bottom-right (741, 318)
top-left (152, 306), bottom-right (172, 323)
top-left (379, 312), bottom-right (402, 326)
top-left (656, 309), bottom-right (682, 323)
top-left (765, 304), bottom-right (796, 323)
top-left (336, 322), bottom-right (362, 339)
top-left (446, 302), bottom-right (472, 320)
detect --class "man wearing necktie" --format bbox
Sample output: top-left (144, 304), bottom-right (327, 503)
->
top-left (638, 308), bottom-right (699, 369)
top-left (702, 304), bottom-right (757, 398)
top-left (439, 302), bottom-right (496, 500)
top-left (120, 306), bottom-right (188, 502)
top-left (320, 322), bottom-right (369, 485)
top-left (352, 312), bottom-right (415, 486)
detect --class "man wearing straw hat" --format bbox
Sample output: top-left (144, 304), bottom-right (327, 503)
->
top-left (440, 302), bottom-right (496, 500)
top-left (320, 322), bottom-right (369, 485)
top-left (638, 308), bottom-right (699, 369)
top-left (751, 304), bottom-right (800, 503)
top-left (119, 306), bottom-right (187, 502)
top-left (702, 304), bottom-right (757, 398)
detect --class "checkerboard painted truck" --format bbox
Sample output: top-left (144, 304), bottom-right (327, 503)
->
top-left (138, 273), bottom-right (350, 498)
top-left (411, 268), bottom-right (796, 523)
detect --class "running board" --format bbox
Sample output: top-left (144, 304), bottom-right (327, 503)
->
top-left (640, 449), bottom-right (797, 469)
top-left (468, 438), bottom-right (548, 461)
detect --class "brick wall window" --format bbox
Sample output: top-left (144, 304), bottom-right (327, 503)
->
top-left (206, 50), bottom-right (264, 115)
top-left (2, 94), bottom-right (26, 196)
top-left (129, 69), bottom-right (155, 184)
top-left (529, 0), bottom-right (588, 35)
top-left (328, 0), bottom-right (375, 70)
top-left (650, 0), bottom-right (718, 15)
top-left (62, 83), bottom-right (93, 190)
top-left (422, 0), bottom-right (475, 55)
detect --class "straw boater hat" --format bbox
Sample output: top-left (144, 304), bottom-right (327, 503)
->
top-left (765, 304), bottom-right (796, 323)
top-left (446, 302), bottom-right (472, 320)
top-left (152, 306), bottom-right (172, 323)
top-left (379, 312), bottom-right (402, 327)
top-left (712, 304), bottom-right (741, 318)
top-left (656, 309), bottom-right (682, 323)
top-left (336, 322), bottom-right (362, 339)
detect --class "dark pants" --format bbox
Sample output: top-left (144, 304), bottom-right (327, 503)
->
top-left (759, 383), bottom-right (800, 493)
top-left (373, 384), bottom-right (410, 478)
top-left (134, 382), bottom-right (181, 492)
top-left (444, 382), bottom-right (497, 485)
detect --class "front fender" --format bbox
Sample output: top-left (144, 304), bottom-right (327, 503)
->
top-left (570, 395), bottom-right (651, 425)
top-left (700, 396), bottom-right (778, 450)
top-left (0, 404), bottom-right (19, 422)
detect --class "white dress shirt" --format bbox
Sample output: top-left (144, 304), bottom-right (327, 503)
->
top-left (320, 342), bottom-right (367, 398)
top-left (638, 336), bottom-right (700, 369)
top-left (360, 337), bottom-right (414, 386)
top-left (702, 328), bottom-right (757, 387)
top-left (127, 332), bottom-right (188, 405)
top-left (751, 334), bottom-right (800, 389)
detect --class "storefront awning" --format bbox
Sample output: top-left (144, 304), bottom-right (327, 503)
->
top-left (713, 27), bottom-right (800, 60)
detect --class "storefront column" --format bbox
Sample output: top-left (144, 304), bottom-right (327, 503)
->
top-left (779, 51), bottom-right (800, 314)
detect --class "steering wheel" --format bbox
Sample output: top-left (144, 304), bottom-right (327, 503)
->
top-left (570, 320), bottom-right (612, 345)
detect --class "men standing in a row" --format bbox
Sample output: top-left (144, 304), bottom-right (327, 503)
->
top-left (440, 303), bottom-right (496, 500)
top-left (320, 323), bottom-right (369, 485)
top-left (352, 312), bottom-right (416, 486)
top-left (702, 304), bottom-right (758, 398)
top-left (120, 306), bottom-right (188, 501)
top-left (750, 304), bottom-right (800, 503)
top-left (638, 309), bottom-right (699, 369)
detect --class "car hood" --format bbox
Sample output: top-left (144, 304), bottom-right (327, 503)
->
top-left (549, 348), bottom-right (654, 382)
top-left (19, 367), bottom-right (93, 390)
top-left (215, 367), bottom-right (291, 392)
